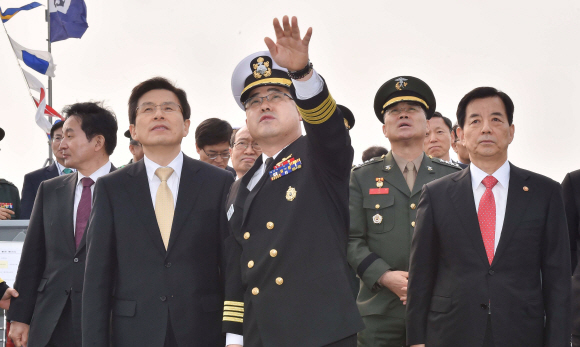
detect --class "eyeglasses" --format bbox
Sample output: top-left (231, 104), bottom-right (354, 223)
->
top-left (202, 149), bottom-right (230, 160)
top-left (386, 106), bottom-right (421, 116)
top-left (136, 102), bottom-right (183, 115)
top-left (244, 91), bottom-right (294, 110)
top-left (233, 140), bottom-right (262, 152)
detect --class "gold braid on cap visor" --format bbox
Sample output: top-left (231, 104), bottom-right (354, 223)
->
top-left (381, 96), bottom-right (429, 114)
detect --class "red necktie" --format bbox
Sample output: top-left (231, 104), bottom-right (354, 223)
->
top-left (478, 175), bottom-right (498, 265)
top-left (75, 177), bottom-right (94, 248)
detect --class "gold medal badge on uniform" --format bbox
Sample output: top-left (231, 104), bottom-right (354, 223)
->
top-left (369, 178), bottom-right (389, 195)
top-left (286, 186), bottom-right (297, 201)
top-left (269, 154), bottom-right (302, 181)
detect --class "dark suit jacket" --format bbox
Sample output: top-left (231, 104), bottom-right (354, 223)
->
top-left (20, 163), bottom-right (60, 219)
top-left (407, 163), bottom-right (571, 347)
top-left (222, 79), bottom-right (364, 346)
top-left (82, 155), bottom-right (234, 347)
top-left (562, 170), bottom-right (580, 344)
top-left (8, 165), bottom-right (115, 347)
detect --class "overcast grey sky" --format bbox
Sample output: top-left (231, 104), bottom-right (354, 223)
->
top-left (1, 0), bottom-right (579, 190)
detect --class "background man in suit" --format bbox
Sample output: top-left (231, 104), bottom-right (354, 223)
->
top-left (424, 111), bottom-right (453, 162)
top-left (21, 120), bottom-right (75, 219)
top-left (229, 125), bottom-right (262, 179)
top-left (8, 102), bottom-right (117, 347)
top-left (195, 117), bottom-right (236, 176)
top-left (82, 77), bottom-right (234, 347)
top-left (562, 170), bottom-right (580, 346)
top-left (223, 16), bottom-right (364, 347)
top-left (348, 76), bottom-right (460, 347)
top-left (407, 87), bottom-right (571, 347)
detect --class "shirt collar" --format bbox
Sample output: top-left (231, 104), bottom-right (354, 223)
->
top-left (55, 161), bottom-right (65, 175)
top-left (261, 146), bottom-right (288, 166)
top-left (391, 151), bottom-right (424, 173)
top-left (144, 151), bottom-right (184, 182)
top-left (77, 161), bottom-right (112, 186)
top-left (470, 160), bottom-right (510, 190)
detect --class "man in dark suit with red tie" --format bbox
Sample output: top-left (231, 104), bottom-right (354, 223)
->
top-left (406, 87), bottom-right (571, 347)
top-left (82, 77), bottom-right (234, 346)
top-left (8, 102), bottom-right (118, 347)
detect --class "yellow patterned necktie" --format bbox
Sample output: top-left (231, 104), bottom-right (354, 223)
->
top-left (155, 167), bottom-right (175, 249)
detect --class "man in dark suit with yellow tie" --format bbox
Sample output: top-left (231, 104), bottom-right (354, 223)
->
top-left (82, 77), bottom-right (234, 346)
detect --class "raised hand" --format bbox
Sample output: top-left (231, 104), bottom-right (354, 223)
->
top-left (264, 16), bottom-right (312, 71)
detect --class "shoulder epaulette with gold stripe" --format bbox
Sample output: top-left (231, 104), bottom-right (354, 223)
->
top-left (223, 300), bottom-right (244, 323)
top-left (297, 93), bottom-right (337, 124)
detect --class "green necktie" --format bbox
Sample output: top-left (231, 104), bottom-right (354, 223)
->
top-left (63, 168), bottom-right (73, 174)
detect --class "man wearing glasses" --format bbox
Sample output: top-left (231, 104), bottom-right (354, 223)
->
top-left (223, 16), bottom-right (364, 347)
top-left (229, 125), bottom-right (262, 179)
top-left (195, 118), bottom-right (237, 176)
top-left (82, 77), bottom-right (234, 346)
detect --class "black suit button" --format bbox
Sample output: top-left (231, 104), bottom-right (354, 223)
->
top-left (160, 296), bottom-right (167, 302)
top-left (73, 258), bottom-right (79, 263)
top-left (165, 262), bottom-right (172, 268)
top-left (480, 303), bottom-right (488, 309)
top-left (488, 270), bottom-right (495, 275)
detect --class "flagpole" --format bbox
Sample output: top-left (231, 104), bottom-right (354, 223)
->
top-left (44, 3), bottom-right (53, 167)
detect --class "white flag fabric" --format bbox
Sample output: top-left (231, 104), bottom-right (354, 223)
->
top-left (22, 69), bottom-right (43, 92)
top-left (21, 69), bottom-right (52, 133)
top-left (9, 35), bottom-right (56, 77)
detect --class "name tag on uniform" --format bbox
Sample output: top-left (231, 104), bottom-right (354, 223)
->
top-left (369, 188), bottom-right (389, 195)
top-left (227, 204), bottom-right (234, 221)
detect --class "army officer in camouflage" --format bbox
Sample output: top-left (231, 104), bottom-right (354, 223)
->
top-left (347, 76), bottom-right (461, 346)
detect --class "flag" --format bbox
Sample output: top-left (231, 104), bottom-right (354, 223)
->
top-left (8, 35), bottom-right (56, 77)
top-left (49, 0), bottom-right (88, 42)
top-left (21, 69), bottom-right (59, 133)
top-left (0, 2), bottom-right (42, 23)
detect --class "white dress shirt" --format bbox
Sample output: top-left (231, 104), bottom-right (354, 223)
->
top-left (143, 152), bottom-right (183, 208)
top-left (73, 161), bottom-right (112, 234)
top-left (225, 70), bottom-right (324, 347)
top-left (470, 160), bottom-right (510, 251)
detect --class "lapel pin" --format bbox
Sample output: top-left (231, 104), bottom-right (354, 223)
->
top-left (523, 186), bottom-right (529, 192)
top-left (427, 166), bottom-right (433, 171)
top-left (373, 214), bottom-right (383, 224)
top-left (385, 165), bottom-right (391, 171)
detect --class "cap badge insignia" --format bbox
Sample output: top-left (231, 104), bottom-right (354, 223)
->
top-left (253, 57), bottom-right (272, 79)
top-left (286, 186), bottom-right (297, 201)
top-left (395, 77), bottom-right (408, 91)
top-left (373, 214), bottom-right (383, 224)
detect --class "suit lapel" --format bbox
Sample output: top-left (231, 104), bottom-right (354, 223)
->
top-left (166, 156), bottom-right (204, 255)
top-left (491, 163), bottom-right (532, 266)
top-left (126, 160), bottom-right (167, 257)
top-left (56, 173), bottom-right (77, 255)
top-left (241, 145), bottom-right (292, 226)
top-left (75, 165), bottom-right (117, 255)
top-left (45, 162), bottom-right (58, 180)
top-left (450, 168), bottom-right (490, 267)
top-left (382, 152), bottom-right (411, 197)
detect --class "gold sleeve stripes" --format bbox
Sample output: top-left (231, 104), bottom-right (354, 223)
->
top-left (223, 300), bottom-right (244, 323)
top-left (297, 93), bottom-right (337, 125)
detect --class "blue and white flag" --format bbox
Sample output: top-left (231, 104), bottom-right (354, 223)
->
top-left (49, 0), bottom-right (88, 42)
top-left (8, 35), bottom-right (56, 77)
top-left (0, 2), bottom-right (42, 23)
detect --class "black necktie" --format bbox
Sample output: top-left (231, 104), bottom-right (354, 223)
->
top-left (264, 157), bottom-right (273, 175)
